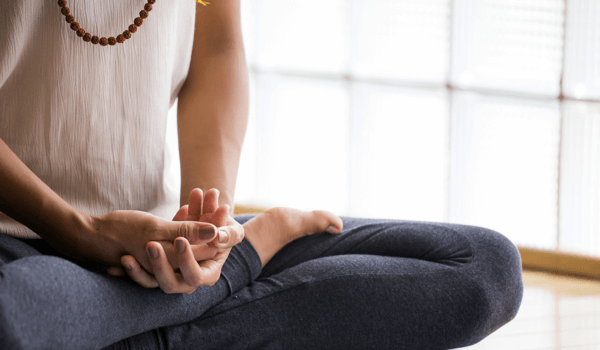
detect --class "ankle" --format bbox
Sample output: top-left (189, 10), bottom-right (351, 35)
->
top-left (242, 222), bottom-right (276, 267)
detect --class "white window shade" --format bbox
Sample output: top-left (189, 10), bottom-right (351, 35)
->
top-left (563, 0), bottom-right (600, 100)
top-left (255, 0), bottom-right (349, 74)
top-left (252, 73), bottom-right (350, 213)
top-left (350, 0), bottom-right (451, 84)
top-left (451, 0), bottom-right (564, 96)
top-left (349, 84), bottom-right (448, 222)
top-left (559, 101), bottom-right (600, 257)
top-left (449, 92), bottom-right (560, 249)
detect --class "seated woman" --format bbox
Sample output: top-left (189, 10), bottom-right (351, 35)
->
top-left (0, 0), bottom-right (523, 349)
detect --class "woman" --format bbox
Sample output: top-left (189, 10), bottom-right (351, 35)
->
top-left (0, 1), bottom-right (523, 349)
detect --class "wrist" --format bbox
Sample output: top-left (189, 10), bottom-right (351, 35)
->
top-left (56, 211), bottom-right (123, 265)
top-left (66, 211), bottom-right (98, 259)
top-left (33, 201), bottom-right (96, 260)
top-left (41, 198), bottom-right (93, 237)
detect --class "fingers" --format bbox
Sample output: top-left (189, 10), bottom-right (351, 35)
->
top-left (120, 237), bottom-right (225, 293)
top-left (146, 240), bottom-right (224, 294)
top-left (107, 265), bottom-right (126, 277)
top-left (175, 238), bottom-right (220, 289)
top-left (211, 204), bottom-right (230, 228)
top-left (160, 220), bottom-right (217, 245)
top-left (187, 188), bottom-right (204, 220)
top-left (213, 220), bottom-right (245, 250)
top-left (190, 243), bottom-right (219, 261)
top-left (146, 242), bottom-right (196, 294)
top-left (198, 249), bottom-right (230, 275)
top-left (121, 255), bottom-right (159, 288)
top-left (172, 204), bottom-right (189, 221)
top-left (203, 188), bottom-right (220, 215)
top-left (186, 187), bottom-right (219, 222)
top-left (159, 240), bottom-right (218, 269)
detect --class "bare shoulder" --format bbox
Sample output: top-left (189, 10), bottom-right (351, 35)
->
top-left (192, 0), bottom-right (242, 53)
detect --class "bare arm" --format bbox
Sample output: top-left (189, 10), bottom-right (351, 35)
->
top-left (177, 0), bottom-right (249, 214)
top-left (0, 137), bottom-right (91, 254)
top-left (116, 1), bottom-right (250, 293)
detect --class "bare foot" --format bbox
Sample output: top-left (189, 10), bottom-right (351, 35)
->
top-left (242, 207), bottom-right (343, 267)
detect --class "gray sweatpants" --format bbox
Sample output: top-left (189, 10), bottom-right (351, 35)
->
top-left (0, 215), bottom-right (523, 349)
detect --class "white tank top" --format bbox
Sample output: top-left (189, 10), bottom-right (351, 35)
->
top-left (0, 0), bottom-right (196, 237)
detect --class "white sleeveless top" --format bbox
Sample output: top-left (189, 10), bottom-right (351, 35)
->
top-left (0, 0), bottom-right (196, 237)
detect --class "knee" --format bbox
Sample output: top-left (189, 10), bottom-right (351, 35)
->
top-left (457, 225), bottom-right (524, 345)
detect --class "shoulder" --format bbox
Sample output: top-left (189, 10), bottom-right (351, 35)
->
top-left (193, 0), bottom-right (242, 50)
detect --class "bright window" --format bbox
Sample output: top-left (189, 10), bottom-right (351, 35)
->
top-left (167, 0), bottom-right (600, 257)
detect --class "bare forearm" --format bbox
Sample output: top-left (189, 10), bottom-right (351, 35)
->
top-left (177, 40), bottom-right (249, 214)
top-left (0, 137), bottom-right (91, 243)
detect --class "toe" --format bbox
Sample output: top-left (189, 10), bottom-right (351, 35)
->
top-left (310, 210), bottom-right (343, 234)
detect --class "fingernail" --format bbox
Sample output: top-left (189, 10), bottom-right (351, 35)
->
top-left (196, 225), bottom-right (216, 239)
top-left (218, 230), bottom-right (228, 243)
top-left (176, 239), bottom-right (186, 253)
top-left (147, 246), bottom-right (159, 259)
top-left (326, 226), bottom-right (340, 234)
top-left (124, 264), bottom-right (132, 271)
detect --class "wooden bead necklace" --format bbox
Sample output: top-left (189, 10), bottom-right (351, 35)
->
top-left (57, 0), bottom-right (157, 46)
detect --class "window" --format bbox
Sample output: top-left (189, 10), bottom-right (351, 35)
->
top-left (167, 0), bottom-right (600, 258)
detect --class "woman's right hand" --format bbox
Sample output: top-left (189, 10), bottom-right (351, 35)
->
top-left (77, 210), bottom-right (220, 277)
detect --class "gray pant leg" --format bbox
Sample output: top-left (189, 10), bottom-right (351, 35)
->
top-left (0, 233), bottom-right (262, 350)
top-left (149, 217), bottom-right (522, 350)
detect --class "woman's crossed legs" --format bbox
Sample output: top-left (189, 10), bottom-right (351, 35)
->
top-left (120, 215), bottom-right (523, 350)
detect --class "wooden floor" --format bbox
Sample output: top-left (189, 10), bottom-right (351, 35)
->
top-left (461, 270), bottom-right (600, 350)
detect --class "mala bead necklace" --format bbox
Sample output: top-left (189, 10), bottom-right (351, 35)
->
top-left (57, 0), bottom-right (210, 46)
top-left (56, 0), bottom-right (157, 46)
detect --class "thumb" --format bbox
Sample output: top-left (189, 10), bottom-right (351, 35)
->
top-left (172, 221), bottom-right (217, 244)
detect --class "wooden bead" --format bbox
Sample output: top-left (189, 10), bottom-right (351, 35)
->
top-left (144, 3), bottom-right (152, 11)
top-left (91, 35), bottom-right (99, 44)
top-left (70, 22), bottom-right (80, 31)
top-left (65, 15), bottom-right (74, 23)
top-left (108, 37), bottom-right (116, 46)
top-left (134, 17), bottom-right (143, 26)
top-left (148, 0), bottom-right (156, 4)
top-left (61, 7), bottom-right (70, 16)
top-left (76, 28), bottom-right (85, 37)
top-left (129, 24), bottom-right (137, 33)
top-left (116, 34), bottom-right (125, 43)
top-left (58, 0), bottom-right (67, 7)
top-left (140, 10), bottom-right (149, 19)
top-left (123, 30), bottom-right (132, 39)
top-left (83, 33), bottom-right (92, 42)
top-left (99, 37), bottom-right (108, 46)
